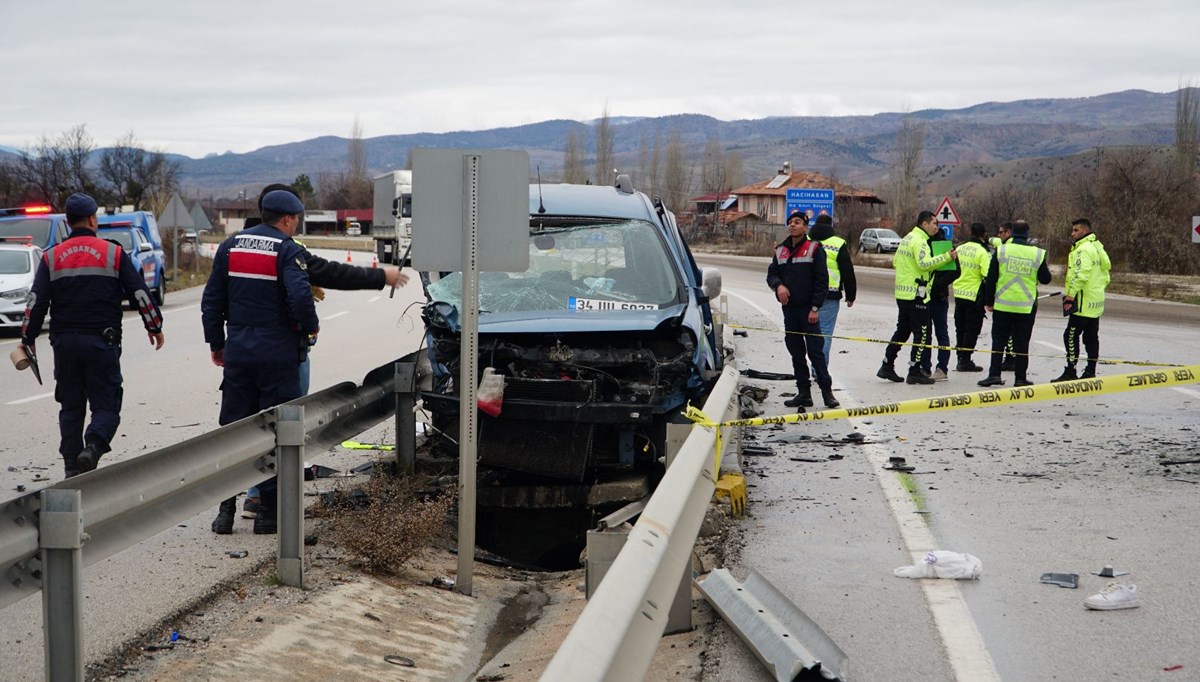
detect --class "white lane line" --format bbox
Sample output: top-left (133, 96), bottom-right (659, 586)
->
top-left (859, 435), bottom-right (1001, 681)
top-left (162, 303), bottom-right (200, 315)
top-left (368, 296), bottom-right (381, 303)
top-left (322, 311), bottom-right (349, 322)
top-left (1172, 387), bottom-right (1200, 399)
top-left (6, 392), bottom-right (54, 405)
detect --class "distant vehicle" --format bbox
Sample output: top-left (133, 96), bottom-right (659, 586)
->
top-left (0, 205), bottom-right (70, 251)
top-left (372, 170), bottom-right (412, 264)
top-left (859, 228), bottom-right (902, 253)
top-left (0, 239), bottom-right (42, 330)
top-left (346, 222), bottom-right (362, 236)
top-left (96, 219), bottom-right (166, 304)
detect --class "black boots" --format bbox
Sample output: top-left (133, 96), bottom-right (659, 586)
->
top-left (784, 386), bottom-right (814, 408)
top-left (821, 388), bottom-right (840, 409)
top-left (977, 375), bottom-right (1004, 387)
top-left (1080, 362), bottom-right (1097, 379)
top-left (906, 369), bottom-right (934, 385)
top-left (877, 362), bottom-right (904, 383)
top-left (77, 443), bottom-right (101, 474)
top-left (211, 497), bottom-right (237, 535)
top-left (1051, 366), bottom-right (1078, 383)
top-left (956, 359), bottom-right (984, 372)
top-left (253, 508), bottom-right (277, 535)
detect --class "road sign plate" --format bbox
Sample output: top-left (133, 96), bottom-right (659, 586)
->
top-left (935, 197), bottom-right (960, 225)
top-left (1193, 216), bottom-right (1200, 243)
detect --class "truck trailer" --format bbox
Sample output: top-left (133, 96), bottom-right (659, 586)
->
top-left (372, 170), bottom-right (412, 264)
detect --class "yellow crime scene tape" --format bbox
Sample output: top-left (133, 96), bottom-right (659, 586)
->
top-left (726, 322), bottom-right (1183, 368)
top-left (688, 365), bottom-right (1200, 430)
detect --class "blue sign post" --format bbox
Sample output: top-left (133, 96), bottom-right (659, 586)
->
top-left (785, 188), bottom-right (835, 226)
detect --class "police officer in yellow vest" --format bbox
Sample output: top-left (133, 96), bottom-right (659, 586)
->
top-left (1052, 218), bottom-right (1111, 382)
top-left (988, 222), bottom-right (1012, 253)
top-left (877, 211), bottom-right (957, 385)
top-left (977, 220), bottom-right (1052, 387)
top-left (808, 213), bottom-right (856, 367)
top-left (951, 223), bottom-right (992, 372)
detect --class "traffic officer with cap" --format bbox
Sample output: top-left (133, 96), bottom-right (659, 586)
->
top-left (202, 189), bottom-right (318, 534)
top-left (977, 220), bottom-right (1052, 387)
top-left (808, 213), bottom-right (856, 368)
top-left (21, 192), bottom-right (165, 478)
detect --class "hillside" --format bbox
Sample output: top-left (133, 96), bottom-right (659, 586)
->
top-left (155, 88), bottom-right (1200, 198)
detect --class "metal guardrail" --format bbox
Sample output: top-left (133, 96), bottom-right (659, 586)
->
top-left (540, 363), bottom-right (740, 681)
top-left (0, 359), bottom-right (400, 611)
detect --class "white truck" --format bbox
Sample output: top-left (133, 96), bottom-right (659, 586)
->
top-left (372, 170), bottom-right (412, 264)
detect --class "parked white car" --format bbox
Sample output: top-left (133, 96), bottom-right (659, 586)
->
top-left (858, 228), bottom-right (902, 253)
top-left (0, 240), bottom-right (41, 330)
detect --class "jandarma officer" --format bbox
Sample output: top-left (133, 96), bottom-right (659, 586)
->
top-left (201, 189), bottom-right (318, 535)
top-left (21, 192), bottom-right (165, 478)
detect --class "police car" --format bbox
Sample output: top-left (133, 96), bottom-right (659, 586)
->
top-left (97, 225), bottom-right (168, 306)
top-left (0, 204), bottom-right (71, 251)
top-left (0, 238), bottom-right (42, 330)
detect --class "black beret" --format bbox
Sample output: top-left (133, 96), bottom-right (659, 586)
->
top-left (787, 210), bottom-right (806, 223)
top-left (261, 190), bottom-right (304, 215)
top-left (64, 193), bottom-right (97, 217)
top-left (814, 214), bottom-right (833, 226)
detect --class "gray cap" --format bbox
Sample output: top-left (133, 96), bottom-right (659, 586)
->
top-left (63, 193), bottom-right (98, 217)
top-left (261, 190), bottom-right (304, 215)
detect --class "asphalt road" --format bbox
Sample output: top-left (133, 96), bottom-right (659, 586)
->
top-left (696, 253), bottom-right (1200, 681)
top-left (0, 249), bottom-right (427, 679)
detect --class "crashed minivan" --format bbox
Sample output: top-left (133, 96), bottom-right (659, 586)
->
top-left (419, 179), bottom-right (724, 492)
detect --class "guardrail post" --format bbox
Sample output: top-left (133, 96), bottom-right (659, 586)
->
top-left (40, 488), bottom-right (86, 682)
top-left (275, 405), bottom-right (305, 587)
top-left (394, 361), bottom-right (417, 474)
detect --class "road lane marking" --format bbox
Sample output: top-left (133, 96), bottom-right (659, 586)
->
top-left (323, 311), bottom-right (349, 322)
top-left (368, 296), bottom-right (381, 303)
top-left (724, 288), bottom-right (780, 328)
top-left (7, 392), bottom-right (54, 405)
top-left (162, 303), bottom-right (200, 315)
top-left (1173, 387), bottom-right (1200, 399)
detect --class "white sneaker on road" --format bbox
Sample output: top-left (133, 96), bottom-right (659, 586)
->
top-left (1085, 583), bottom-right (1138, 610)
top-left (933, 368), bottom-right (948, 382)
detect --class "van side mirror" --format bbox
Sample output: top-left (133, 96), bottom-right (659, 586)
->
top-left (701, 267), bottom-right (722, 300)
top-left (138, 242), bottom-right (153, 253)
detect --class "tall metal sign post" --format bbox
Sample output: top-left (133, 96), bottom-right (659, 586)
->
top-left (412, 149), bottom-right (529, 595)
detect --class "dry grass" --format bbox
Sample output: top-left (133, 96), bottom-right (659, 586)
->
top-left (321, 468), bottom-right (457, 576)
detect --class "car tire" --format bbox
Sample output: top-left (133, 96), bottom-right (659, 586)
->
top-left (858, 242), bottom-right (865, 253)
top-left (153, 272), bottom-right (165, 307)
top-left (876, 244), bottom-right (883, 254)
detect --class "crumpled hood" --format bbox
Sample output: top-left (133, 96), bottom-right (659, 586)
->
top-left (425, 301), bottom-right (690, 335)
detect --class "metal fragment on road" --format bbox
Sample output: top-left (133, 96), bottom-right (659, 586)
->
top-left (1039, 572), bottom-right (1079, 588)
top-left (1092, 565), bottom-right (1130, 577)
top-left (696, 568), bottom-right (847, 682)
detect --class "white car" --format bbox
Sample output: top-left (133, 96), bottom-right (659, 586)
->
top-left (859, 228), bottom-right (902, 253)
top-left (0, 241), bottom-right (42, 330)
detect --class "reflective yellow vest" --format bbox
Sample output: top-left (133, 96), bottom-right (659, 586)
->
top-left (1065, 233), bottom-right (1111, 318)
top-left (893, 227), bottom-right (954, 302)
top-left (952, 241), bottom-right (991, 301)
top-left (993, 243), bottom-right (1046, 314)
top-left (818, 235), bottom-right (846, 290)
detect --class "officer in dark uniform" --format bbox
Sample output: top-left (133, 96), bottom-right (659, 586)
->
top-left (21, 192), bottom-right (165, 478)
top-left (202, 190), bottom-right (319, 534)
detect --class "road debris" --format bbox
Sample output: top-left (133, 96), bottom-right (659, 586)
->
top-left (894, 551), bottom-right (983, 579)
top-left (1092, 565), bottom-right (1130, 577)
top-left (1039, 572), bottom-right (1079, 588)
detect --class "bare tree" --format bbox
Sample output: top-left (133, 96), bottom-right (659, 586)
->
top-left (700, 136), bottom-right (723, 193)
top-left (636, 130), bottom-right (650, 191)
top-left (346, 116), bottom-right (371, 207)
top-left (662, 129), bottom-right (691, 213)
top-left (562, 130), bottom-right (587, 184)
top-left (15, 124), bottom-right (97, 210)
top-left (98, 132), bottom-right (182, 210)
top-left (593, 105), bottom-right (614, 186)
top-left (0, 159), bottom-right (31, 206)
top-left (1174, 82), bottom-right (1199, 180)
top-left (648, 131), bottom-right (662, 198)
top-left (889, 114), bottom-right (926, 227)
top-left (723, 150), bottom-right (745, 192)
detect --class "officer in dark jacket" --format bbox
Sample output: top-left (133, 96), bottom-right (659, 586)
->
top-left (21, 192), bottom-right (165, 478)
top-left (766, 210), bottom-right (839, 410)
top-left (202, 190), bottom-right (318, 534)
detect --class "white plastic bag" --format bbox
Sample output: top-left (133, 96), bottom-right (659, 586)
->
top-left (477, 367), bottom-right (505, 417)
top-left (894, 551), bottom-right (983, 580)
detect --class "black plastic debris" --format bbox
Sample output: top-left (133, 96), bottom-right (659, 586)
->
top-left (385, 655), bottom-right (416, 668)
top-left (225, 550), bottom-right (248, 559)
top-left (1039, 572), bottom-right (1079, 588)
top-left (1092, 565), bottom-right (1130, 577)
top-left (733, 329), bottom-right (748, 337)
top-left (884, 456), bottom-right (915, 472)
top-left (742, 445), bottom-right (775, 457)
top-left (739, 369), bottom-right (795, 381)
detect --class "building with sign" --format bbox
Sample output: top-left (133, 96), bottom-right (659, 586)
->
top-left (731, 164), bottom-right (888, 242)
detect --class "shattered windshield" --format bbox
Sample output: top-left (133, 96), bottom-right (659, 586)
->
top-left (426, 220), bottom-right (680, 314)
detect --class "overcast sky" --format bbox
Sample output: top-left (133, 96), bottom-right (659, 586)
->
top-left (3, 0), bottom-right (1197, 159)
